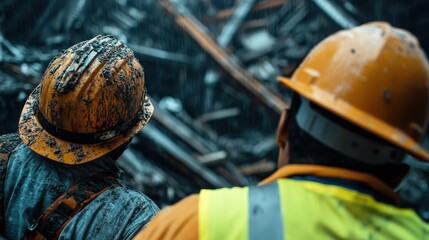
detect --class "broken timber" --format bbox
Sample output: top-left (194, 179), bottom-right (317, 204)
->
top-left (204, 0), bottom-right (289, 23)
top-left (158, 0), bottom-right (289, 115)
top-left (216, 0), bottom-right (257, 47)
top-left (151, 100), bottom-right (248, 186)
top-left (311, 0), bottom-right (358, 29)
top-left (203, 0), bottom-right (257, 112)
top-left (137, 124), bottom-right (231, 188)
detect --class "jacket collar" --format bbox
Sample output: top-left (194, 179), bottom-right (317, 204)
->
top-left (260, 164), bottom-right (399, 205)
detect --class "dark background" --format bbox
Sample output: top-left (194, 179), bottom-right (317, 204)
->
top-left (1, 0), bottom-right (429, 219)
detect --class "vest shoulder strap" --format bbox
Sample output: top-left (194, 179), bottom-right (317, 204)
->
top-left (0, 133), bottom-right (22, 234)
top-left (23, 172), bottom-right (122, 240)
top-left (199, 182), bottom-right (284, 240)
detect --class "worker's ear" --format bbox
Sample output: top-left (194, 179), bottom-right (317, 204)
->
top-left (276, 109), bottom-right (290, 149)
top-left (277, 109), bottom-right (291, 167)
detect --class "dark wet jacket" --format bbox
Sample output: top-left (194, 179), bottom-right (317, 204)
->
top-left (3, 143), bottom-right (159, 240)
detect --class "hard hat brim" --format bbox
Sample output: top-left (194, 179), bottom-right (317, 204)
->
top-left (18, 84), bottom-right (154, 165)
top-left (278, 76), bottom-right (429, 162)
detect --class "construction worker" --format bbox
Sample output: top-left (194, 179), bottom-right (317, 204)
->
top-left (134, 22), bottom-right (429, 239)
top-left (0, 35), bottom-right (159, 239)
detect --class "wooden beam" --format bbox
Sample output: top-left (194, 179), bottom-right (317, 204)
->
top-left (158, 0), bottom-right (289, 114)
top-left (204, 0), bottom-right (288, 23)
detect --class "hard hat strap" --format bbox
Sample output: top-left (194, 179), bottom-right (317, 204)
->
top-left (295, 98), bottom-right (405, 164)
top-left (35, 107), bottom-right (144, 144)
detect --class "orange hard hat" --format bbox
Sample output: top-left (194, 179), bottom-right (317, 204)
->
top-left (19, 35), bottom-right (154, 164)
top-left (279, 22), bottom-right (429, 162)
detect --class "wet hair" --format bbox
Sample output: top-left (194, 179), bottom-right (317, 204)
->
top-left (287, 94), bottom-right (408, 185)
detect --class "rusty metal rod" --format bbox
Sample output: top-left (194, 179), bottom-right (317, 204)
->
top-left (204, 0), bottom-right (288, 23)
top-left (158, 0), bottom-right (289, 114)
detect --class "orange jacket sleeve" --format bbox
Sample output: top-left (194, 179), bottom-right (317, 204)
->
top-left (133, 194), bottom-right (199, 240)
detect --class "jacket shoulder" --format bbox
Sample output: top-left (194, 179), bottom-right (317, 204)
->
top-left (134, 194), bottom-right (199, 240)
top-left (60, 186), bottom-right (160, 239)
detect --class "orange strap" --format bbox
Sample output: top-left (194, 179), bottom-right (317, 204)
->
top-left (259, 164), bottom-right (399, 205)
top-left (23, 172), bottom-right (121, 239)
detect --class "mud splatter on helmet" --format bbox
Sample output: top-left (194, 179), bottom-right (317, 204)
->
top-left (19, 35), bottom-right (154, 164)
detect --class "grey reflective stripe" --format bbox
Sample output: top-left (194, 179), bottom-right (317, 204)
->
top-left (248, 182), bottom-right (284, 240)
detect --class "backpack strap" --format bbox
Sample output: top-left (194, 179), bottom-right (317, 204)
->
top-left (0, 133), bottom-right (22, 234)
top-left (23, 172), bottom-right (122, 240)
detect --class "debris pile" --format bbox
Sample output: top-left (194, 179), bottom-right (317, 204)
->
top-left (1, 0), bottom-right (429, 218)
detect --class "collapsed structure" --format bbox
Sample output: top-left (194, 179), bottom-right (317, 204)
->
top-left (1, 0), bottom-right (428, 219)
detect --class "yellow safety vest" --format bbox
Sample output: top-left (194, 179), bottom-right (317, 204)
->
top-left (199, 179), bottom-right (429, 240)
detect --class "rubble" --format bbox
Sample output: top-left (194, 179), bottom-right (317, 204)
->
top-left (1, 0), bottom-right (429, 220)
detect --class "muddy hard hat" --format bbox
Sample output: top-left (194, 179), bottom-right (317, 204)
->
top-left (279, 22), bottom-right (429, 162)
top-left (19, 35), bottom-right (154, 164)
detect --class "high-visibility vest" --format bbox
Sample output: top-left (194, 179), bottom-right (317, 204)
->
top-left (199, 178), bottom-right (429, 240)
